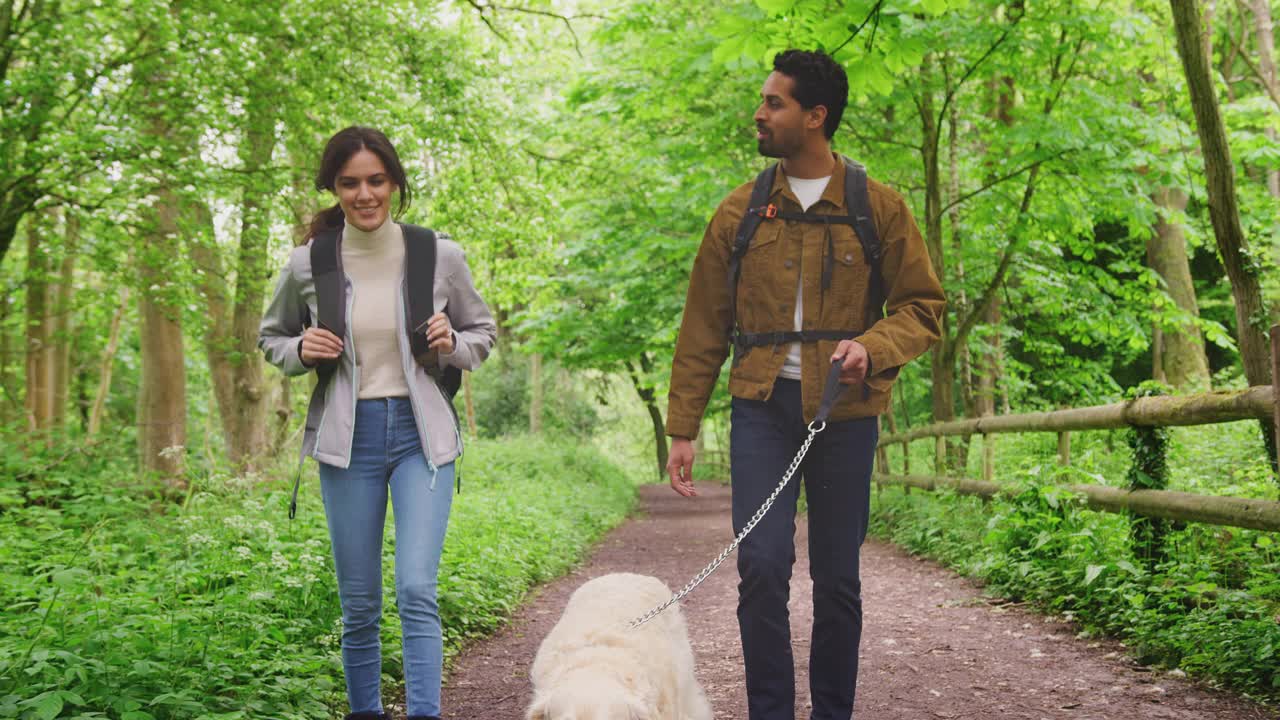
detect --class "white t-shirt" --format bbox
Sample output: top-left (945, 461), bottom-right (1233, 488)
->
top-left (777, 174), bottom-right (831, 380)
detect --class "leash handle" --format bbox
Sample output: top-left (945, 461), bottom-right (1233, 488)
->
top-left (813, 356), bottom-right (849, 428)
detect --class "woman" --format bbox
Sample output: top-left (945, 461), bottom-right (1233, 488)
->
top-left (259, 126), bottom-right (496, 720)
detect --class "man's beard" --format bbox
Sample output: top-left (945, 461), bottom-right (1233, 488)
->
top-left (756, 128), bottom-right (797, 158)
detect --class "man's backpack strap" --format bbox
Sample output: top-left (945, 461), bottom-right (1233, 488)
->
top-left (726, 164), bottom-right (778, 339)
top-left (403, 224), bottom-right (462, 399)
top-left (842, 159), bottom-right (886, 323)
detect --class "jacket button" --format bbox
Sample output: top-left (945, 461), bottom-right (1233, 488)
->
top-left (784, 259), bottom-right (794, 269)
top-left (845, 253), bottom-right (854, 262)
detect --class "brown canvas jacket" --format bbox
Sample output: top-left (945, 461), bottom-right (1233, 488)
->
top-left (666, 156), bottom-right (946, 439)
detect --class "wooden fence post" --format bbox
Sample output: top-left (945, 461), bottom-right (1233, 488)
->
top-left (875, 443), bottom-right (888, 496)
top-left (983, 432), bottom-right (994, 482)
top-left (1127, 386), bottom-right (1171, 566)
top-left (902, 440), bottom-right (912, 494)
top-left (1271, 324), bottom-right (1279, 470)
top-left (1058, 431), bottom-right (1071, 467)
top-left (935, 436), bottom-right (945, 475)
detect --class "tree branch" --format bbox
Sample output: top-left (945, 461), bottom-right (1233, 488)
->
top-left (839, 117), bottom-right (922, 151)
top-left (945, 20), bottom-right (1087, 362)
top-left (462, 1), bottom-right (606, 58)
top-left (940, 148), bottom-right (1070, 215)
top-left (832, 0), bottom-right (884, 55)
top-left (945, 163), bottom-right (1042, 366)
top-left (1223, 5), bottom-right (1280, 110)
top-left (935, 7), bottom-right (1025, 143)
top-left (462, 0), bottom-right (509, 43)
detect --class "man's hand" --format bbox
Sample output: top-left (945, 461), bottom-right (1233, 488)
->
top-left (667, 436), bottom-right (698, 497)
top-left (831, 339), bottom-right (870, 386)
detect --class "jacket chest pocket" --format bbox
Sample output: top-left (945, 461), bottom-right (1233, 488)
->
top-left (826, 228), bottom-right (871, 324)
top-left (739, 225), bottom-right (785, 299)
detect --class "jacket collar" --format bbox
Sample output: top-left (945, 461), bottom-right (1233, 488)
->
top-left (767, 153), bottom-right (849, 211)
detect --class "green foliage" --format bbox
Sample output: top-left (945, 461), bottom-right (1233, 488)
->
top-left (1125, 382), bottom-right (1172, 565)
top-left (466, 351), bottom-right (601, 439)
top-left (0, 434), bottom-right (635, 718)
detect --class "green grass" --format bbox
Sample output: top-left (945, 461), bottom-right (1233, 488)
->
top-left (0, 433), bottom-right (636, 719)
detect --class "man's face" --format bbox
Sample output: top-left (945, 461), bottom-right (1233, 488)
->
top-left (754, 71), bottom-right (817, 158)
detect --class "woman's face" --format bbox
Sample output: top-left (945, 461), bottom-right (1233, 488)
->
top-left (335, 148), bottom-right (398, 232)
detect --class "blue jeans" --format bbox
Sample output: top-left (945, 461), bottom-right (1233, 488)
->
top-left (730, 379), bottom-right (877, 720)
top-left (319, 397), bottom-right (454, 717)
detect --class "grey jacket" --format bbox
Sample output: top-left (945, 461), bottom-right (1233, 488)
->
top-left (258, 228), bottom-right (496, 470)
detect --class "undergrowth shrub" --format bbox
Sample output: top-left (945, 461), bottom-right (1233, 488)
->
top-left (0, 433), bottom-right (635, 719)
top-left (870, 477), bottom-right (1280, 701)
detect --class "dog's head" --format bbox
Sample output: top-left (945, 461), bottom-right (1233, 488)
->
top-left (525, 674), bottom-right (653, 720)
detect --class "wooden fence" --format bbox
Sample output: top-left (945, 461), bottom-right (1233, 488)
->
top-left (871, 325), bottom-right (1280, 533)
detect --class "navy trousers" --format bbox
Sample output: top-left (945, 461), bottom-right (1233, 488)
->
top-left (730, 378), bottom-right (878, 720)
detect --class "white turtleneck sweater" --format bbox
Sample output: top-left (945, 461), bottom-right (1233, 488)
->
top-left (342, 217), bottom-right (411, 399)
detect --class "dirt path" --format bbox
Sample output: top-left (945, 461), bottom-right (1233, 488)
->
top-left (441, 484), bottom-right (1277, 719)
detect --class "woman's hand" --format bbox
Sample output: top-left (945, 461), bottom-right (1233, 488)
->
top-left (426, 312), bottom-right (454, 355)
top-left (300, 327), bottom-right (343, 366)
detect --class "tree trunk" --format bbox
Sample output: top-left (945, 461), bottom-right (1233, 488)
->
top-left (88, 287), bottom-right (130, 437)
top-left (948, 81), bottom-right (975, 470)
top-left (978, 301), bottom-right (1001, 417)
top-left (137, 188), bottom-right (188, 484)
top-left (464, 370), bottom-right (478, 435)
top-left (920, 56), bottom-right (954, 428)
top-left (1147, 187), bottom-right (1211, 390)
top-left (980, 61), bottom-right (1014, 420)
top-left (224, 83), bottom-right (277, 468)
top-left (0, 276), bottom-right (11, 422)
top-left (1247, 0), bottom-right (1279, 198)
top-left (1152, 324), bottom-right (1166, 383)
top-left (626, 354), bottom-right (668, 479)
top-left (1170, 0), bottom-right (1277, 463)
top-left (270, 373), bottom-right (293, 457)
top-left (23, 212), bottom-right (54, 438)
top-left (189, 204), bottom-right (235, 445)
top-left (529, 352), bottom-right (543, 434)
top-left (50, 212), bottom-right (78, 429)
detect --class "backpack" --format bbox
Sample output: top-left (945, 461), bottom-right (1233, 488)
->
top-left (309, 223), bottom-right (462, 397)
top-left (289, 223), bottom-right (460, 519)
top-left (725, 157), bottom-right (885, 359)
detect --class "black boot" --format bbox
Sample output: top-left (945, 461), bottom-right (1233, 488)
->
top-left (343, 713), bottom-right (389, 720)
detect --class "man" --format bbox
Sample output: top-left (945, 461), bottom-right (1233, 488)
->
top-left (665, 50), bottom-right (945, 719)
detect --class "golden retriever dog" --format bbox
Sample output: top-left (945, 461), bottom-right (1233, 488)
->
top-left (526, 573), bottom-right (714, 720)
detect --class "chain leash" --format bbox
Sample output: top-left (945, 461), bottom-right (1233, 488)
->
top-left (628, 420), bottom-right (828, 629)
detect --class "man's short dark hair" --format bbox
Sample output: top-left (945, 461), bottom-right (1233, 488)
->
top-left (772, 50), bottom-right (848, 140)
